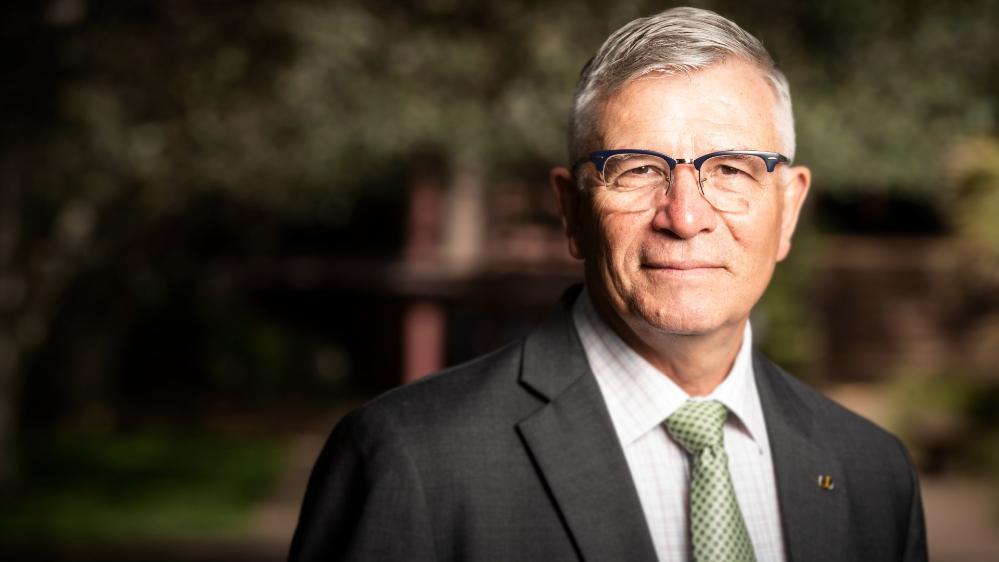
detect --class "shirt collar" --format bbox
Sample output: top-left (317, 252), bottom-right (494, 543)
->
top-left (703, 319), bottom-right (767, 453)
top-left (573, 288), bottom-right (767, 452)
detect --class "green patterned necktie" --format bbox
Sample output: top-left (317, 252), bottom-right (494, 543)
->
top-left (666, 399), bottom-right (756, 562)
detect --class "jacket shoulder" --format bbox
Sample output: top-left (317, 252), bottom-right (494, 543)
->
top-left (340, 338), bottom-right (536, 448)
top-left (763, 357), bottom-right (894, 433)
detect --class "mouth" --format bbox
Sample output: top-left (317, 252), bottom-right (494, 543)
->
top-left (640, 261), bottom-right (725, 276)
top-left (641, 260), bottom-right (723, 270)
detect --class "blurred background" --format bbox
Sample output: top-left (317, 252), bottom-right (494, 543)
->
top-left (0, 0), bottom-right (997, 560)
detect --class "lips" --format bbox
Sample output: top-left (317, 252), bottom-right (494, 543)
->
top-left (640, 260), bottom-right (724, 270)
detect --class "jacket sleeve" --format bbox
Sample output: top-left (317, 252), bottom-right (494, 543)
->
top-left (899, 440), bottom-right (928, 562)
top-left (288, 410), bottom-right (438, 562)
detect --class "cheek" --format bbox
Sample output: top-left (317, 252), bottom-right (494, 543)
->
top-left (583, 197), bottom-right (652, 297)
top-left (594, 207), bottom-right (650, 271)
top-left (725, 209), bottom-right (783, 280)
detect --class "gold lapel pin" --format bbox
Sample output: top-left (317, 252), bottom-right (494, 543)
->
top-left (817, 474), bottom-right (835, 490)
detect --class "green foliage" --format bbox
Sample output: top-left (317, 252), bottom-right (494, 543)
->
top-left (271, 0), bottom-right (999, 197)
top-left (892, 374), bottom-right (999, 475)
top-left (0, 430), bottom-right (285, 541)
top-left (20, 0), bottom-right (999, 230)
top-left (784, 0), bottom-right (999, 197)
top-left (946, 136), bottom-right (999, 286)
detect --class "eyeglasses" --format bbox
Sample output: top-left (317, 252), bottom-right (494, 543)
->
top-left (577, 149), bottom-right (791, 213)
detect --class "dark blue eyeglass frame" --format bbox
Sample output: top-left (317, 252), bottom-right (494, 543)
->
top-left (579, 149), bottom-right (791, 174)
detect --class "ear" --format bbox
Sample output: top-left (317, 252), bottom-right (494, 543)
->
top-left (549, 166), bottom-right (585, 260)
top-left (776, 165), bottom-right (811, 262)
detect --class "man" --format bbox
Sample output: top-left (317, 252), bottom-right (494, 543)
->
top-left (290, 7), bottom-right (927, 562)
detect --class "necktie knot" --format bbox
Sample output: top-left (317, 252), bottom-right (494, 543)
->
top-left (666, 399), bottom-right (728, 455)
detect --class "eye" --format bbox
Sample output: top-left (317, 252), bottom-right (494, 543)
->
top-left (702, 155), bottom-right (766, 183)
top-left (602, 153), bottom-right (669, 189)
top-left (626, 165), bottom-right (660, 176)
top-left (717, 164), bottom-right (745, 176)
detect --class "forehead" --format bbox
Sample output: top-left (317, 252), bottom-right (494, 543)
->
top-left (598, 59), bottom-right (781, 154)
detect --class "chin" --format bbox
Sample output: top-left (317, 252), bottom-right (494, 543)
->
top-left (626, 291), bottom-right (732, 336)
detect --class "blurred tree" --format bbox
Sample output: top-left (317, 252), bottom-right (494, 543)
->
top-left (945, 135), bottom-right (999, 370)
top-left (781, 0), bottom-right (999, 197)
top-left (948, 136), bottom-right (999, 287)
top-left (1, 2), bottom-right (66, 491)
top-left (1, 0), bottom-right (317, 489)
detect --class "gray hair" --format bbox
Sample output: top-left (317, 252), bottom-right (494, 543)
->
top-left (569, 7), bottom-right (795, 163)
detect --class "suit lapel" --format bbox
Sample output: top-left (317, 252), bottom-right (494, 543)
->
top-left (516, 290), bottom-right (658, 562)
top-left (755, 355), bottom-right (848, 562)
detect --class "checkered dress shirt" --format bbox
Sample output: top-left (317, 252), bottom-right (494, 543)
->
top-left (572, 290), bottom-right (787, 562)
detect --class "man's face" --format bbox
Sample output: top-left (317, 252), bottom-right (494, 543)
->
top-left (552, 59), bottom-right (810, 339)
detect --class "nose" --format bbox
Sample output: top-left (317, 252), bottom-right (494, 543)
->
top-left (651, 164), bottom-right (718, 238)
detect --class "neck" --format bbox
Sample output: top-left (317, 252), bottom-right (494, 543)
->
top-left (589, 293), bottom-right (746, 397)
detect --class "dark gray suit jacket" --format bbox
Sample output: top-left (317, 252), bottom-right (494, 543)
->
top-left (290, 289), bottom-right (927, 561)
